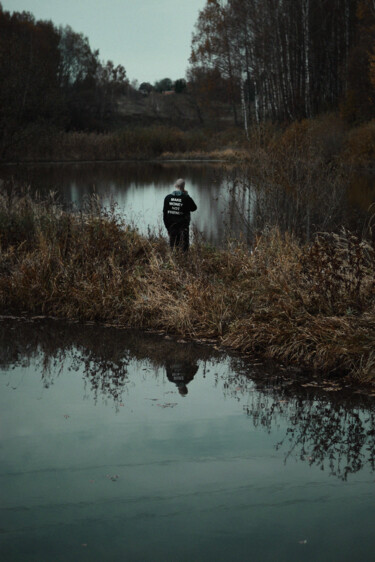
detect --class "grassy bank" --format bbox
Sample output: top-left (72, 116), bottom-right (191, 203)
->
top-left (0, 189), bottom-right (374, 384)
top-left (2, 116), bottom-right (374, 169)
top-left (2, 126), bottom-right (246, 163)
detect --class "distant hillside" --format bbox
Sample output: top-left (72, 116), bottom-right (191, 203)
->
top-left (114, 91), bottom-right (236, 129)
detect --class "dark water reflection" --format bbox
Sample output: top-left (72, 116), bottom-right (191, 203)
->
top-left (1, 161), bottom-right (374, 245)
top-left (0, 161), bottom-right (244, 245)
top-left (1, 319), bottom-right (375, 561)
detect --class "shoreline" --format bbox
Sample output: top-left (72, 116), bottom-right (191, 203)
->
top-left (1, 313), bottom-right (374, 397)
top-left (1, 116), bottom-right (374, 169)
top-left (0, 198), bottom-right (374, 387)
top-left (0, 150), bottom-right (245, 166)
top-left (0, 160), bottom-right (373, 176)
top-left (0, 186), bottom-right (374, 390)
top-left (0, 157), bottom-right (230, 165)
top-left (0, 154), bottom-right (373, 172)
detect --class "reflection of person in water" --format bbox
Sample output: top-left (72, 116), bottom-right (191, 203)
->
top-left (166, 360), bottom-right (199, 396)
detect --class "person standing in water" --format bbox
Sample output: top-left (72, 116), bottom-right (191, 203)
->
top-left (163, 179), bottom-right (197, 251)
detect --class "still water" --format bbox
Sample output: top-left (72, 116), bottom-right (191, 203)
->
top-left (1, 319), bottom-right (375, 561)
top-left (1, 160), bottom-right (374, 244)
top-left (0, 161), bottom-right (253, 245)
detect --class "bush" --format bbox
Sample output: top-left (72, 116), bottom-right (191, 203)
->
top-left (342, 120), bottom-right (375, 167)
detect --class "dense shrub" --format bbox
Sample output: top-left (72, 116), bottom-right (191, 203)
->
top-left (343, 120), bottom-right (375, 167)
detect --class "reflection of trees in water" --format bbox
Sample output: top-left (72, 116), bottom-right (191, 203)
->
top-left (69, 342), bottom-right (132, 407)
top-left (0, 162), bottom-right (229, 244)
top-left (223, 364), bottom-right (375, 481)
top-left (1, 318), bottom-right (375, 480)
top-left (1, 162), bottom-right (373, 244)
top-left (273, 398), bottom-right (375, 481)
top-left (0, 320), bottom-right (129, 404)
top-left (0, 162), bottom-right (223, 199)
top-left (0, 319), bottom-right (218, 407)
top-left (224, 168), bottom-right (374, 242)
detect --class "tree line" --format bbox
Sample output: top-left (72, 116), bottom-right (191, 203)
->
top-left (0, 5), bottom-right (129, 158)
top-left (1, 1), bottom-right (373, 160)
top-left (139, 78), bottom-right (187, 94)
top-left (0, 4), bottom-right (193, 159)
top-left (188, 0), bottom-right (374, 128)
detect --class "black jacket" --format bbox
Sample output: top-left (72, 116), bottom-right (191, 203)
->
top-left (163, 190), bottom-right (197, 231)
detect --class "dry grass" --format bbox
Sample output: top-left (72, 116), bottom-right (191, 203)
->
top-left (3, 115), bottom-right (373, 172)
top-left (342, 120), bottom-right (375, 168)
top-left (159, 148), bottom-right (249, 161)
top-left (0, 189), bottom-right (374, 383)
top-left (4, 126), bottom-right (248, 162)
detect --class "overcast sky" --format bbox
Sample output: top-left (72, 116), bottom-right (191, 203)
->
top-left (2, 0), bottom-right (206, 84)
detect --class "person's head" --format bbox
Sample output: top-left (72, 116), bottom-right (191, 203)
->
top-left (175, 178), bottom-right (185, 191)
top-left (177, 384), bottom-right (188, 396)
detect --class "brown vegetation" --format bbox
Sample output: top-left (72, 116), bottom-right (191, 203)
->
top-left (4, 115), bottom-right (374, 171)
top-left (3, 124), bottom-right (249, 162)
top-left (342, 120), bottom-right (375, 167)
top-left (249, 115), bottom-right (374, 169)
top-left (0, 189), bottom-right (374, 383)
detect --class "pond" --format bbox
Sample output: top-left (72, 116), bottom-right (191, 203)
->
top-left (0, 161), bottom-right (252, 246)
top-left (1, 318), bottom-right (375, 561)
top-left (1, 160), bottom-right (374, 245)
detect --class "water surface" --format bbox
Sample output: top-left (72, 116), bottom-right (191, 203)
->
top-left (0, 161), bottom-right (251, 246)
top-left (1, 160), bottom-right (374, 244)
top-left (1, 319), bottom-right (375, 561)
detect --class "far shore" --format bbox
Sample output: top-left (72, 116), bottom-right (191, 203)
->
top-left (1, 117), bottom-right (374, 169)
top-left (0, 157), bottom-right (230, 165)
top-left (0, 150), bottom-right (246, 166)
top-left (1, 153), bottom-right (373, 174)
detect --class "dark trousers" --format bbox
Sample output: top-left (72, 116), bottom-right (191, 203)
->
top-left (168, 226), bottom-right (189, 252)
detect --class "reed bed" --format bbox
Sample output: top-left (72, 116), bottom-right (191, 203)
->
top-left (3, 118), bottom-right (374, 170)
top-left (5, 127), bottom-right (241, 162)
top-left (0, 189), bottom-right (374, 382)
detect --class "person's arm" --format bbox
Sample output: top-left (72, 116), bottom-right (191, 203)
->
top-left (181, 189), bottom-right (197, 213)
top-left (186, 195), bottom-right (197, 212)
top-left (163, 196), bottom-right (169, 228)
